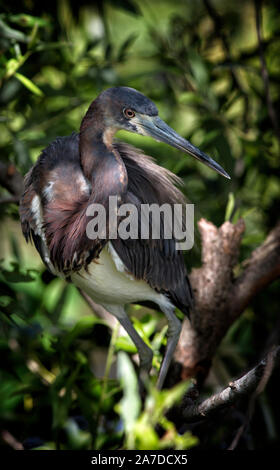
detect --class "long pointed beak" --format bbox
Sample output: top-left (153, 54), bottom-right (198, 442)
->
top-left (136, 115), bottom-right (230, 179)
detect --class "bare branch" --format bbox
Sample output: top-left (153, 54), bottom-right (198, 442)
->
top-left (0, 195), bottom-right (20, 205)
top-left (1, 430), bottom-right (23, 450)
top-left (228, 345), bottom-right (277, 449)
top-left (175, 219), bottom-right (280, 382)
top-left (175, 218), bottom-right (245, 381)
top-left (183, 346), bottom-right (280, 422)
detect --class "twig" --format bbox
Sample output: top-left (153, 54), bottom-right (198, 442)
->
top-left (0, 195), bottom-right (20, 205)
top-left (228, 345), bottom-right (277, 449)
top-left (183, 346), bottom-right (280, 422)
top-left (1, 430), bottom-right (23, 450)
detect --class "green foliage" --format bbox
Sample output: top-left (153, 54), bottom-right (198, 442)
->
top-left (0, 0), bottom-right (280, 450)
top-left (117, 352), bottom-right (197, 450)
top-left (0, 260), bottom-right (198, 450)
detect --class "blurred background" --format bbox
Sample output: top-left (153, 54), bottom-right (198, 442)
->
top-left (0, 0), bottom-right (279, 450)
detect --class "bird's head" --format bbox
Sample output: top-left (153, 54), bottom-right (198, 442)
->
top-left (90, 86), bottom-right (230, 179)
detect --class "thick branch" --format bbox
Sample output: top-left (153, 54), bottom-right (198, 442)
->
top-left (175, 219), bottom-right (280, 382)
top-left (183, 346), bottom-right (280, 422)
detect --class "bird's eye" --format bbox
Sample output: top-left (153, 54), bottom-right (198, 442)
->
top-left (123, 108), bottom-right (135, 119)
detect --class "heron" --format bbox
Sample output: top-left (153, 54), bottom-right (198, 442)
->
top-left (19, 87), bottom-right (230, 389)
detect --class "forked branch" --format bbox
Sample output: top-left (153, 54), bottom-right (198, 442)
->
top-left (175, 219), bottom-right (280, 382)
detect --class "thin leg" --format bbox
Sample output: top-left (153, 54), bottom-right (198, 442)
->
top-left (157, 308), bottom-right (182, 390)
top-left (106, 305), bottom-right (153, 378)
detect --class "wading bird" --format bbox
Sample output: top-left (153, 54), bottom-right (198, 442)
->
top-left (20, 87), bottom-right (229, 389)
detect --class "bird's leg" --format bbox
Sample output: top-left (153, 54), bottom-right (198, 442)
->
top-left (107, 306), bottom-right (153, 383)
top-left (157, 308), bottom-right (182, 390)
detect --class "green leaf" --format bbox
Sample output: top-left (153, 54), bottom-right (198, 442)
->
top-left (64, 418), bottom-right (91, 449)
top-left (225, 192), bottom-right (235, 221)
top-left (5, 58), bottom-right (20, 77)
top-left (33, 443), bottom-right (56, 450)
top-left (131, 314), bottom-right (157, 339)
top-left (15, 72), bottom-right (44, 96)
top-left (117, 352), bottom-right (141, 444)
top-left (178, 92), bottom-right (204, 105)
top-left (0, 18), bottom-right (27, 42)
top-left (155, 381), bottom-right (189, 416)
top-left (0, 296), bottom-right (12, 307)
top-left (41, 332), bottom-right (57, 353)
top-left (117, 33), bottom-right (137, 61)
top-left (115, 335), bottom-right (138, 353)
top-left (0, 262), bottom-right (37, 283)
top-left (134, 417), bottom-right (159, 450)
top-left (63, 315), bottom-right (103, 349)
top-left (8, 14), bottom-right (50, 28)
top-left (151, 325), bottom-right (168, 352)
top-left (51, 364), bottom-right (81, 430)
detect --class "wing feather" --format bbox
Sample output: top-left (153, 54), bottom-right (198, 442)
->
top-left (111, 141), bottom-right (193, 314)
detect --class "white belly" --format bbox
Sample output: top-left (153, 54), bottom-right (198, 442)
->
top-left (71, 243), bottom-right (170, 312)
